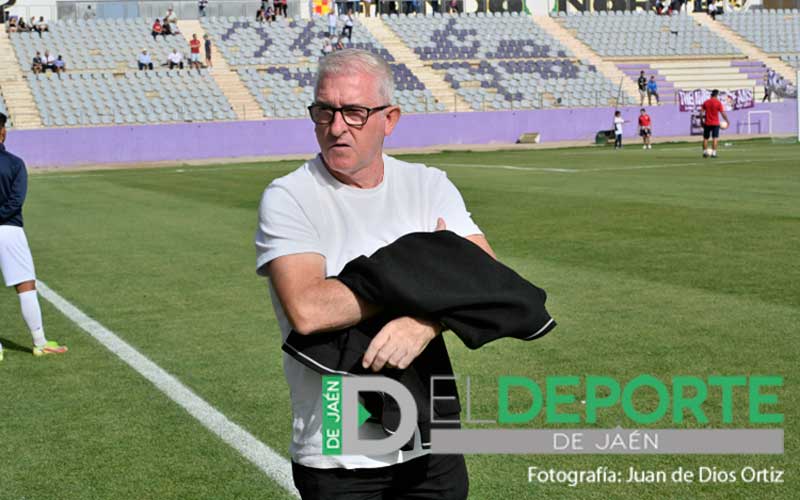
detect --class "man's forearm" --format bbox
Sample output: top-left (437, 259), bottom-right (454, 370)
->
top-left (286, 277), bottom-right (380, 335)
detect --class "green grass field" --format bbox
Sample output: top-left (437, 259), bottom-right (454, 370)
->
top-left (1, 139), bottom-right (797, 499)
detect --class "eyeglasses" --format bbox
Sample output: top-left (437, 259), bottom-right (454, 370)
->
top-left (308, 104), bottom-right (391, 127)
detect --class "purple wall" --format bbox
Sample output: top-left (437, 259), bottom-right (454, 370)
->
top-left (7, 101), bottom-right (796, 168)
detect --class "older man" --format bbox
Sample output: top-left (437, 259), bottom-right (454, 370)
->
top-left (0, 113), bottom-right (68, 360)
top-left (255, 49), bottom-right (490, 499)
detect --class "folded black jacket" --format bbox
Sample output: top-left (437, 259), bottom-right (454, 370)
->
top-left (282, 230), bottom-right (556, 449)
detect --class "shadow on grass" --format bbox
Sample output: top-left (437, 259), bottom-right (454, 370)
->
top-left (0, 336), bottom-right (33, 354)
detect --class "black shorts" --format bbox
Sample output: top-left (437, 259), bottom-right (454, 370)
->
top-left (703, 125), bottom-right (720, 139)
top-left (292, 454), bottom-right (468, 500)
top-left (640, 127), bottom-right (651, 137)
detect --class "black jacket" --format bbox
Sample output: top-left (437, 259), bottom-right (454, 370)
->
top-left (282, 231), bottom-right (556, 449)
top-left (0, 143), bottom-right (27, 228)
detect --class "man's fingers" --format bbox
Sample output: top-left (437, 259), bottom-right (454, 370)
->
top-left (362, 331), bottom-right (390, 368)
top-left (435, 217), bottom-right (447, 231)
top-left (369, 343), bottom-right (399, 372)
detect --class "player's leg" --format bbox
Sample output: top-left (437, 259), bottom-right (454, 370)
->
top-left (702, 127), bottom-right (710, 157)
top-left (1, 226), bottom-right (67, 356)
top-left (711, 126), bottom-right (720, 157)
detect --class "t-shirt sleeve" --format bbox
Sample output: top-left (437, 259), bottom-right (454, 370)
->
top-left (429, 170), bottom-right (482, 238)
top-left (255, 184), bottom-right (321, 276)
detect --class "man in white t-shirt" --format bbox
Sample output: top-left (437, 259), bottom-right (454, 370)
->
top-left (167, 49), bottom-right (184, 70)
top-left (255, 49), bottom-right (493, 499)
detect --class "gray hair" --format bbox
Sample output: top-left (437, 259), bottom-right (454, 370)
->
top-left (314, 49), bottom-right (394, 104)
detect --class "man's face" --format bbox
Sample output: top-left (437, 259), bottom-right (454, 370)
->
top-left (313, 71), bottom-right (399, 181)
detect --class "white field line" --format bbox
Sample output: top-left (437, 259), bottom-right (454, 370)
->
top-left (36, 281), bottom-right (300, 499)
top-left (434, 157), bottom-right (791, 174)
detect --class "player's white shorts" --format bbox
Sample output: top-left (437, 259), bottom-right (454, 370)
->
top-left (0, 225), bottom-right (36, 287)
top-left (190, 53), bottom-right (200, 62)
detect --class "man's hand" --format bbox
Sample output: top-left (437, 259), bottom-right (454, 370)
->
top-left (362, 317), bottom-right (442, 372)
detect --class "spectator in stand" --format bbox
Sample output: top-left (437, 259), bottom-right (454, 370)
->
top-left (152, 19), bottom-right (163, 40)
top-left (53, 55), bottom-right (66, 74)
top-left (655, 0), bottom-right (665, 14)
top-left (430, 0), bottom-right (440, 13)
top-left (17, 18), bottom-right (30, 33)
top-left (613, 110), bottom-right (625, 149)
top-left (165, 7), bottom-right (178, 24)
top-left (42, 51), bottom-right (56, 73)
top-left (84, 5), bottom-right (96, 21)
top-left (189, 33), bottom-right (202, 70)
top-left (7, 16), bottom-right (19, 33)
top-left (276, 0), bottom-right (288, 17)
top-left (31, 52), bottom-right (43, 74)
top-left (264, 4), bottom-right (275, 23)
top-left (707, 0), bottom-right (717, 20)
top-left (448, 0), bottom-right (460, 14)
top-left (638, 108), bottom-right (652, 149)
top-left (167, 49), bottom-right (184, 70)
top-left (138, 49), bottom-right (154, 70)
top-left (198, 0), bottom-right (209, 17)
top-left (647, 75), bottom-right (659, 105)
top-left (162, 18), bottom-right (173, 36)
top-left (204, 34), bottom-right (213, 69)
top-left (328, 10), bottom-right (338, 37)
top-left (321, 37), bottom-right (334, 56)
top-left (341, 9), bottom-right (354, 43)
top-left (334, 36), bottom-right (345, 51)
top-left (256, 7), bottom-right (265, 23)
top-left (36, 17), bottom-right (48, 33)
top-left (761, 74), bottom-right (771, 102)
top-left (637, 70), bottom-right (647, 106)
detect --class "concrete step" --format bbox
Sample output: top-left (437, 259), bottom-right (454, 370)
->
top-left (691, 12), bottom-right (796, 86)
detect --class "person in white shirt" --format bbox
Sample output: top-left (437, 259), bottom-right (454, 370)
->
top-left (613, 110), bottom-right (626, 149)
top-left (167, 49), bottom-right (184, 70)
top-left (138, 50), bottom-right (153, 70)
top-left (327, 10), bottom-right (338, 37)
top-left (255, 49), bottom-right (490, 500)
top-left (42, 51), bottom-right (56, 72)
top-left (165, 7), bottom-right (178, 24)
top-left (341, 9), bottom-right (354, 43)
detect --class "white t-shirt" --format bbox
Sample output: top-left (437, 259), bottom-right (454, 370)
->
top-left (328, 13), bottom-right (337, 28)
top-left (168, 52), bottom-right (183, 63)
top-left (255, 154), bottom-right (482, 469)
top-left (614, 116), bottom-right (624, 135)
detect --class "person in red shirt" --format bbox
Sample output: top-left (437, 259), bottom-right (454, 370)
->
top-left (151, 19), bottom-right (163, 41)
top-left (700, 89), bottom-right (729, 158)
top-left (189, 33), bottom-right (202, 69)
top-left (638, 108), bottom-right (652, 150)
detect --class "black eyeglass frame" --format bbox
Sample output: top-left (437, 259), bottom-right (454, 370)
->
top-left (307, 104), bottom-right (393, 127)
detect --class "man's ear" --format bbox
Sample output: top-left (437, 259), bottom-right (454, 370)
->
top-left (383, 105), bottom-right (401, 137)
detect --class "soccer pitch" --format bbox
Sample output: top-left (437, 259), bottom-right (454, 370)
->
top-left (1, 139), bottom-right (797, 499)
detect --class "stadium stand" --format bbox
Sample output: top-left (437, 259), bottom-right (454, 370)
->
top-left (10, 18), bottom-right (188, 72)
top-left (0, 91), bottom-right (10, 126)
top-left (29, 70), bottom-right (235, 126)
top-left (201, 15), bottom-right (393, 66)
top-left (205, 15), bottom-right (442, 118)
top-left (691, 10), bottom-right (797, 86)
top-left (1, 25), bottom-right (42, 128)
top-left (384, 11), bottom-right (571, 61)
top-left (383, 12), bottom-right (630, 110)
top-left (561, 11), bottom-right (741, 57)
top-left (717, 9), bottom-right (799, 55)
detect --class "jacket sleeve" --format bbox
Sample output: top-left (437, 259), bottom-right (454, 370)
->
top-left (0, 160), bottom-right (27, 225)
top-left (337, 231), bottom-right (556, 349)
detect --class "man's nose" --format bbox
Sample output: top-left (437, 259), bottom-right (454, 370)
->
top-left (329, 109), bottom-right (349, 136)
